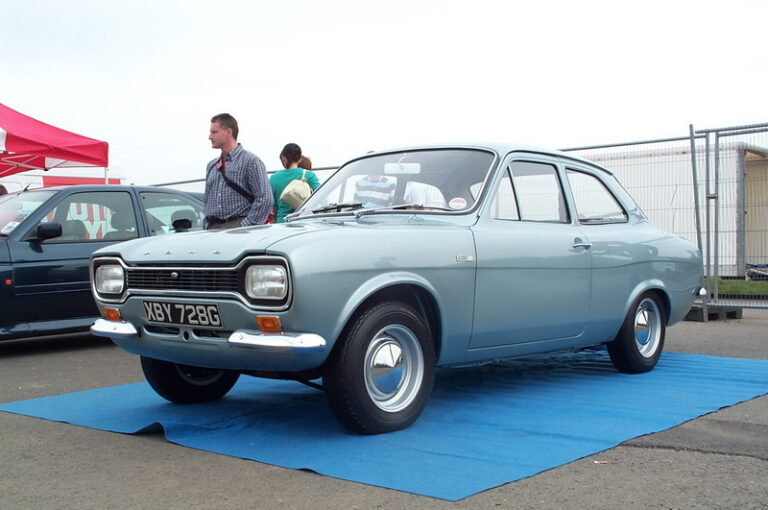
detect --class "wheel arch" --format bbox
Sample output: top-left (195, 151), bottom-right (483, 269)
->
top-left (328, 279), bottom-right (443, 366)
top-left (624, 282), bottom-right (671, 325)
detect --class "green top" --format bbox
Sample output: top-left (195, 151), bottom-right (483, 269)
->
top-left (269, 168), bottom-right (321, 223)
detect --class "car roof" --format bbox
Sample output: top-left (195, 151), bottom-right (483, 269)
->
top-left (22, 184), bottom-right (202, 198)
top-left (359, 142), bottom-right (615, 176)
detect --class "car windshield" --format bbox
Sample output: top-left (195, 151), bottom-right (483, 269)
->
top-left (0, 190), bottom-right (56, 235)
top-left (294, 149), bottom-right (496, 219)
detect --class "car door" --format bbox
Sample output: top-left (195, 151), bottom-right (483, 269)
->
top-left (470, 158), bottom-right (592, 349)
top-left (8, 190), bottom-right (139, 328)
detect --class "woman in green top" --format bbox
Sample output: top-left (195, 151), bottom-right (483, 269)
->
top-left (269, 143), bottom-right (321, 223)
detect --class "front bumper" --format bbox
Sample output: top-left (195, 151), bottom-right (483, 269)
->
top-left (91, 318), bottom-right (326, 352)
top-left (90, 318), bottom-right (328, 372)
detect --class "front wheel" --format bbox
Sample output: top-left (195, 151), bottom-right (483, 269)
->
top-left (324, 301), bottom-right (436, 434)
top-left (140, 356), bottom-right (240, 404)
top-left (608, 292), bottom-right (666, 373)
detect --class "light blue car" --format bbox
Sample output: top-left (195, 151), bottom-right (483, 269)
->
top-left (90, 144), bottom-right (703, 434)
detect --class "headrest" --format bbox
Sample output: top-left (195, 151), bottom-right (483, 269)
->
top-left (61, 219), bottom-right (87, 237)
top-left (171, 209), bottom-right (196, 223)
top-left (110, 212), bottom-right (132, 231)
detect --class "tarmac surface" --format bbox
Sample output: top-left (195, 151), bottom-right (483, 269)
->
top-left (1, 310), bottom-right (767, 509)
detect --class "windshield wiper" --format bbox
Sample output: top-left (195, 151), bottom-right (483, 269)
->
top-left (389, 203), bottom-right (454, 212)
top-left (355, 204), bottom-right (455, 217)
top-left (311, 202), bottom-right (365, 214)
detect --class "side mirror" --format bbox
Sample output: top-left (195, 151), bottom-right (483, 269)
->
top-left (34, 222), bottom-right (63, 241)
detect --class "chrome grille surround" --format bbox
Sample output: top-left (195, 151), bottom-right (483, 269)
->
top-left (126, 267), bottom-right (240, 292)
top-left (90, 255), bottom-right (291, 311)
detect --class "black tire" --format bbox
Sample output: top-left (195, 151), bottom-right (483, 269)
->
top-left (140, 356), bottom-right (240, 404)
top-left (608, 292), bottom-right (666, 373)
top-left (324, 300), bottom-right (436, 434)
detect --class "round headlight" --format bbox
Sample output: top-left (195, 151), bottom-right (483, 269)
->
top-left (245, 265), bottom-right (287, 300)
top-left (95, 264), bottom-right (125, 294)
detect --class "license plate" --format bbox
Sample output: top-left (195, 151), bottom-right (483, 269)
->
top-left (143, 300), bottom-right (223, 327)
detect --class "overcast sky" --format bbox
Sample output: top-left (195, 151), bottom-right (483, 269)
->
top-left (2, 0), bottom-right (766, 185)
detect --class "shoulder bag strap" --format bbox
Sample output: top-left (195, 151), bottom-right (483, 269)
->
top-left (219, 168), bottom-right (254, 202)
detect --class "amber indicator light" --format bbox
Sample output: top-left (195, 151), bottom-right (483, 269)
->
top-left (257, 316), bottom-right (282, 333)
top-left (103, 307), bottom-right (122, 321)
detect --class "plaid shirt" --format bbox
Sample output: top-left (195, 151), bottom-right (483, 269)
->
top-left (204, 144), bottom-right (273, 226)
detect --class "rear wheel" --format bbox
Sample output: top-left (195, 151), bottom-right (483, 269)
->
top-left (324, 300), bottom-right (435, 434)
top-left (140, 356), bottom-right (240, 403)
top-left (608, 292), bottom-right (666, 373)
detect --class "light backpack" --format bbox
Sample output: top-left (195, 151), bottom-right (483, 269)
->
top-left (279, 169), bottom-right (312, 209)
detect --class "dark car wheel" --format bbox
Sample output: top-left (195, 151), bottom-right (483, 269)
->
top-left (324, 300), bottom-right (436, 434)
top-left (608, 292), bottom-right (666, 373)
top-left (140, 356), bottom-right (240, 404)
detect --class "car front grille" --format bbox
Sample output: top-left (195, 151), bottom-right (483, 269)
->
top-left (100, 255), bottom-right (291, 310)
top-left (126, 268), bottom-right (239, 292)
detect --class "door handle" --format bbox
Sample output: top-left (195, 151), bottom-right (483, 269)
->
top-left (573, 239), bottom-right (592, 249)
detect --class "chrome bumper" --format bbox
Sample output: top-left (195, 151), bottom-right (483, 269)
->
top-left (227, 330), bottom-right (326, 351)
top-left (90, 318), bottom-right (326, 352)
top-left (91, 318), bottom-right (139, 339)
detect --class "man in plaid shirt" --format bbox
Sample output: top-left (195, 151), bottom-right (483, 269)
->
top-left (204, 113), bottom-right (273, 229)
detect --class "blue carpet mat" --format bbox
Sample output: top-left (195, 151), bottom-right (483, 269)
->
top-left (2, 351), bottom-right (767, 500)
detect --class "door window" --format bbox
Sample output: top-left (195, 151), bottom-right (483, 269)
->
top-left (35, 191), bottom-right (136, 243)
top-left (509, 161), bottom-right (569, 223)
top-left (490, 169), bottom-right (520, 220)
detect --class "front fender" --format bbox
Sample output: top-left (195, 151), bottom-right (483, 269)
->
top-left (333, 271), bottom-right (442, 342)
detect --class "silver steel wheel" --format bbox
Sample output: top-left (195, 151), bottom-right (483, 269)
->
top-left (634, 297), bottom-right (663, 357)
top-left (363, 324), bottom-right (425, 413)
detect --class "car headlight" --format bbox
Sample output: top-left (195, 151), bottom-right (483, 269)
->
top-left (245, 265), bottom-right (287, 300)
top-left (95, 264), bottom-right (125, 294)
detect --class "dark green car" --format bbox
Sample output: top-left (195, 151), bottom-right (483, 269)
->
top-left (0, 185), bottom-right (203, 341)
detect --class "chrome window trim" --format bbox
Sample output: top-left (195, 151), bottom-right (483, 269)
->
top-left (90, 255), bottom-right (292, 311)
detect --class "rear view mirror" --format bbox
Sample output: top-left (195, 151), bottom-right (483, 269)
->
top-left (384, 162), bottom-right (421, 175)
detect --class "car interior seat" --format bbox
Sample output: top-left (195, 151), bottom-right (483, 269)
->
top-left (171, 209), bottom-right (197, 232)
top-left (59, 219), bottom-right (88, 241)
top-left (104, 212), bottom-right (138, 240)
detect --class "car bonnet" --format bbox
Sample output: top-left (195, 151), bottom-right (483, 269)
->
top-left (95, 222), bottom-right (324, 265)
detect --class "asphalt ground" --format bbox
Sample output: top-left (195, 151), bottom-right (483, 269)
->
top-left (1, 310), bottom-right (767, 510)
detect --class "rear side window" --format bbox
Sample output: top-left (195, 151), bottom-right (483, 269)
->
top-left (139, 192), bottom-right (205, 236)
top-left (566, 169), bottom-right (628, 224)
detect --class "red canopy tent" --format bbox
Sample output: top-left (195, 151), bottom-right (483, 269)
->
top-left (0, 103), bottom-right (109, 178)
